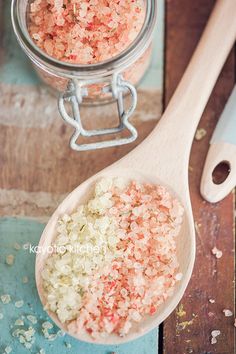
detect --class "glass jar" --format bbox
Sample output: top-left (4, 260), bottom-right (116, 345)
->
top-left (11, 0), bottom-right (157, 151)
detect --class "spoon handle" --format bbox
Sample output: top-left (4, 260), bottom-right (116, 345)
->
top-left (146, 0), bottom-right (236, 165)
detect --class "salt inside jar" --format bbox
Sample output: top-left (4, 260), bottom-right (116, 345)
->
top-left (12, 0), bottom-right (157, 150)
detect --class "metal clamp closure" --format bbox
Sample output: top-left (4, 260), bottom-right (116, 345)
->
top-left (58, 73), bottom-right (138, 151)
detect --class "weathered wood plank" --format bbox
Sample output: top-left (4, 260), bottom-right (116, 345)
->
top-left (0, 115), bottom-right (156, 195)
top-left (163, 1), bottom-right (235, 353)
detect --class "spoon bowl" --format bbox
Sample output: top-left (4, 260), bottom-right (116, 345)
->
top-left (36, 167), bottom-right (194, 344)
top-left (36, 0), bottom-right (236, 344)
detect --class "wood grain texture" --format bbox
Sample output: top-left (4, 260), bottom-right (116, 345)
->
top-left (0, 117), bottom-right (156, 194)
top-left (34, 0), bottom-right (236, 346)
top-left (163, 1), bottom-right (235, 353)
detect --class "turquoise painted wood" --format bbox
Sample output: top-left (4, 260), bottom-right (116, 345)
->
top-left (0, 3), bottom-right (40, 85)
top-left (0, 218), bottom-right (158, 354)
top-left (211, 85), bottom-right (236, 145)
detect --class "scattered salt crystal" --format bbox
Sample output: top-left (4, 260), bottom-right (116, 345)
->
top-left (1, 294), bottom-right (11, 304)
top-left (211, 330), bottom-right (221, 337)
top-left (6, 254), bottom-right (15, 266)
top-left (223, 309), bottom-right (233, 317)
top-left (42, 321), bottom-right (53, 329)
top-left (211, 329), bottom-right (221, 344)
top-left (15, 318), bottom-right (24, 326)
top-left (24, 342), bottom-right (32, 349)
top-left (12, 326), bottom-right (35, 347)
top-left (211, 337), bottom-right (217, 344)
top-left (211, 246), bottom-right (223, 259)
top-left (24, 326), bottom-right (35, 340)
top-left (209, 298), bottom-right (215, 303)
top-left (65, 342), bottom-right (72, 349)
top-left (0, 313), bottom-right (4, 319)
top-left (4, 346), bottom-right (12, 354)
top-left (15, 300), bottom-right (24, 308)
top-left (37, 350), bottom-right (45, 354)
top-left (43, 330), bottom-right (57, 341)
top-left (27, 315), bottom-right (37, 324)
top-left (195, 128), bottom-right (207, 141)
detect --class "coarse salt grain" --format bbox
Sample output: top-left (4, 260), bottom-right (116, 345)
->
top-left (211, 246), bottom-right (223, 259)
top-left (4, 346), bottom-right (12, 354)
top-left (28, 0), bottom-right (145, 64)
top-left (15, 318), bottom-right (24, 326)
top-left (42, 321), bottom-right (53, 329)
top-left (44, 332), bottom-right (57, 341)
top-left (37, 350), bottom-right (46, 354)
top-left (12, 326), bottom-right (35, 348)
top-left (0, 313), bottom-right (4, 319)
top-left (223, 309), bottom-right (233, 317)
top-left (209, 298), bottom-right (215, 304)
top-left (211, 337), bottom-right (217, 344)
top-left (195, 128), bottom-right (207, 141)
top-left (6, 254), bottom-right (15, 266)
top-left (42, 178), bottom-right (184, 338)
top-left (27, 315), bottom-right (37, 324)
top-left (211, 329), bottom-right (221, 344)
top-left (211, 330), bottom-right (221, 337)
top-left (15, 300), bottom-right (24, 308)
top-left (1, 294), bottom-right (11, 304)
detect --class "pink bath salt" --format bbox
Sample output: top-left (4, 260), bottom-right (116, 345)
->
top-left (28, 0), bottom-right (145, 64)
top-left (68, 181), bottom-right (184, 338)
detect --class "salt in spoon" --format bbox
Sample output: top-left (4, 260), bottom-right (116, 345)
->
top-left (36, 0), bottom-right (236, 345)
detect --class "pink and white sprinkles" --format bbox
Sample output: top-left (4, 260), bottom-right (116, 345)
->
top-left (28, 0), bottom-right (145, 64)
top-left (42, 178), bottom-right (184, 339)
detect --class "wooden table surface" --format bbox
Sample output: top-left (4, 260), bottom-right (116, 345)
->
top-left (0, 0), bottom-right (235, 353)
top-left (163, 1), bottom-right (235, 353)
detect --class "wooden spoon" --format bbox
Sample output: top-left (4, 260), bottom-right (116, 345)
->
top-left (36, 0), bottom-right (236, 344)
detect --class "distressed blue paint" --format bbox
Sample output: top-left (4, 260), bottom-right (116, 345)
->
top-left (211, 86), bottom-right (236, 146)
top-left (0, 2), bottom-right (40, 85)
top-left (140, 0), bottom-right (164, 90)
top-left (0, 0), bottom-right (39, 85)
top-left (1, 1), bottom-right (164, 90)
top-left (0, 217), bottom-right (158, 354)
